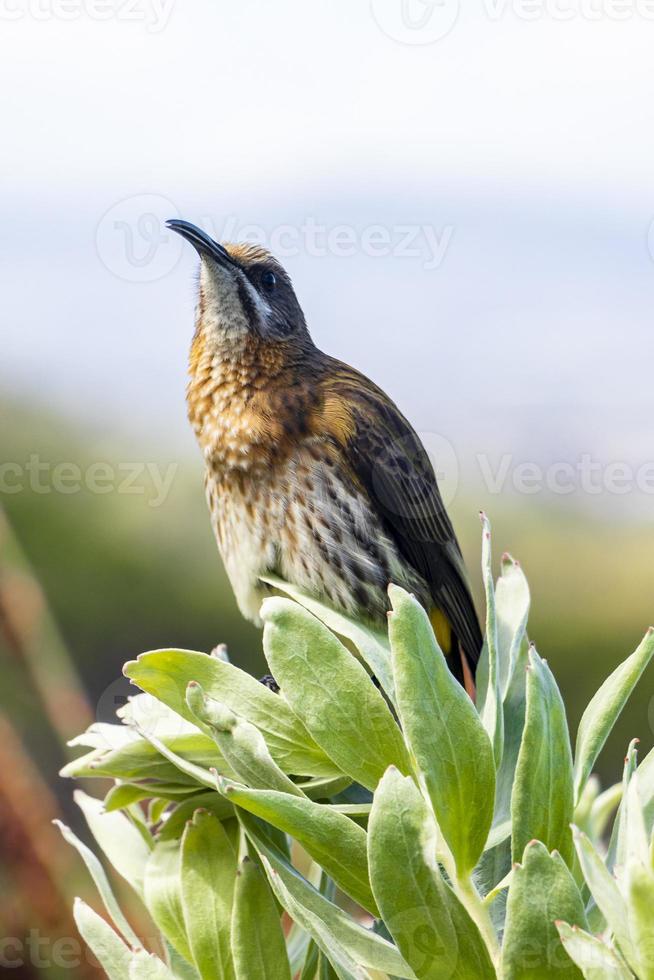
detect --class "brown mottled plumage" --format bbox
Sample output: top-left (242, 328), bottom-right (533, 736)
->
top-left (169, 220), bottom-right (481, 689)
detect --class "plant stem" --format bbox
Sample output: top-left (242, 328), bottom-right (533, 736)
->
top-left (454, 875), bottom-right (501, 966)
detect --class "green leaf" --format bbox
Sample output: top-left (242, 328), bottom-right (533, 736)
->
top-left (231, 856), bottom-right (291, 980)
top-left (180, 811), bottom-right (239, 980)
top-left (555, 922), bottom-right (634, 979)
top-left (219, 779), bottom-right (378, 916)
top-left (73, 898), bottom-right (132, 980)
top-left (624, 859), bottom-right (654, 980)
top-left (573, 628), bottom-right (654, 804)
top-left (55, 820), bottom-right (140, 947)
top-left (124, 649), bottom-right (337, 778)
top-left (64, 733), bottom-right (231, 784)
top-left (511, 649), bottom-right (574, 866)
top-left (607, 739), bottom-right (639, 873)
top-left (502, 841), bottom-right (587, 979)
top-left (493, 636), bottom-right (528, 827)
top-left (238, 810), bottom-right (415, 979)
top-left (157, 792), bottom-right (234, 841)
top-left (128, 950), bottom-right (176, 980)
top-left (186, 684), bottom-right (306, 797)
top-left (368, 767), bottom-right (496, 979)
top-left (261, 597), bottom-right (411, 791)
top-left (104, 782), bottom-right (199, 813)
top-left (259, 859), bottom-right (367, 980)
top-left (477, 515), bottom-right (504, 767)
top-left (74, 790), bottom-right (151, 898)
top-left (143, 839), bottom-right (193, 964)
top-left (387, 585), bottom-right (495, 876)
top-left (260, 572), bottom-right (395, 702)
top-left (572, 827), bottom-right (633, 966)
top-left (495, 552), bottom-right (530, 699)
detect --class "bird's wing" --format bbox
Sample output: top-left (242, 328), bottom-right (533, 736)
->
top-left (320, 359), bottom-right (482, 676)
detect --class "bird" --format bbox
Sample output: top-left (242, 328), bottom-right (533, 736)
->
top-left (168, 219), bottom-right (481, 693)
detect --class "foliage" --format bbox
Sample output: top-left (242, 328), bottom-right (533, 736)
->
top-left (60, 518), bottom-right (654, 978)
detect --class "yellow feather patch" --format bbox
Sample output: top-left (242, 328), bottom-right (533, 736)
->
top-left (429, 607), bottom-right (453, 656)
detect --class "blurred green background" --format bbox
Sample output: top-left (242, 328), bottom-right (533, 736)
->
top-left (2, 398), bottom-right (653, 976)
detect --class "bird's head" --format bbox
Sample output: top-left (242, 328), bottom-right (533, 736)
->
top-left (168, 219), bottom-right (311, 354)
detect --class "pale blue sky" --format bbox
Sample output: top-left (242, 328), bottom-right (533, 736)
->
top-left (3, 1), bottom-right (654, 513)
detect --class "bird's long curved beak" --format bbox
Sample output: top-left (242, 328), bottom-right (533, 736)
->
top-left (166, 219), bottom-right (238, 270)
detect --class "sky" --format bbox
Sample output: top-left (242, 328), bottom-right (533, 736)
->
top-left (3, 0), bottom-right (654, 516)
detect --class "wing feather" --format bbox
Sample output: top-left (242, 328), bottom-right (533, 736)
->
top-left (321, 359), bottom-right (482, 674)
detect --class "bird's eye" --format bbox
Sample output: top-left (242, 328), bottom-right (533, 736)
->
top-left (261, 269), bottom-right (277, 292)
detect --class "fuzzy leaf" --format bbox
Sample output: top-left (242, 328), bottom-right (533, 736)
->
top-left (368, 767), bottom-right (495, 979)
top-left (260, 572), bottom-right (395, 702)
top-left (511, 650), bottom-right (574, 866)
top-left (388, 586), bottom-right (495, 875)
top-left (502, 841), bottom-right (587, 979)
top-left (128, 950), bottom-right (176, 980)
top-left (624, 859), bottom-right (654, 980)
top-left (572, 827), bottom-right (633, 966)
top-left (219, 779), bottom-right (378, 916)
top-left (55, 820), bottom-right (140, 947)
top-left (124, 649), bottom-right (337, 778)
top-left (477, 514), bottom-right (504, 766)
top-left (143, 839), bottom-right (193, 964)
top-left (74, 790), bottom-right (151, 898)
top-left (261, 597), bottom-right (411, 791)
top-left (180, 812), bottom-right (239, 980)
top-left (231, 856), bottom-right (292, 980)
top-left (186, 685), bottom-right (305, 797)
top-left (73, 899), bottom-right (132, 980)
top-left (238, 810), bottom-right (415, 978)
top-left (573, 628), bottom-right (654, 804)
top-left (555, 922), bottom-right (634, 979)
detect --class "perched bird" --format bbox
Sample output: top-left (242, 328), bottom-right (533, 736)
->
top-left (168, 219), bottom-right (481, 691)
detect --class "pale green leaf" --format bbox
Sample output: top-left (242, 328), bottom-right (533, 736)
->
top-left (143, 839), bottom-right (192, 964)
top-left (624, 859), bottom-right (654, 980)
top-left (124, 649), bottom-right (337, 778)
top-left (157, 792), bottom-right (234, 841)
top-left (238, 810), bottom-right (415, 978)
top-left (180, 811), bottom-right (239, 980)
top-left (388, 585), bottom-right (495, 876)
top-left (368, 767), bottom-right (495, 979)
top-left (74, 790), bottom-right (151, 898)
top-left (55, 820), bottom-right (140, 948)
top-left (573, 629), bottom-right (654, 804)
top-left (261, 597), bottom-right (411, 791)
top-left (572, 827), bottom-right (633, 966)
top-left (231, 856), bottom-right (291, 980)
top-left (477, 513), bottom-right (504, 767)
top-left (555, 922), bottom-right (634, 979)
top-left (495, 553), bottom-right (530, 698)
top-left (186, 684), bottom-right (306, 797)
top-left (128, 950), bottom-right (176, 980)
top-left (511, 649), bottom-right (574, 866)
top-left (219, 778), bottom-right (378, 916)
top-left (502, 841), bottom-right (587, 979)
top-left (73, 898), bottom-right (132, 980)
top-left (260, 572), bottom-right (395, 702)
